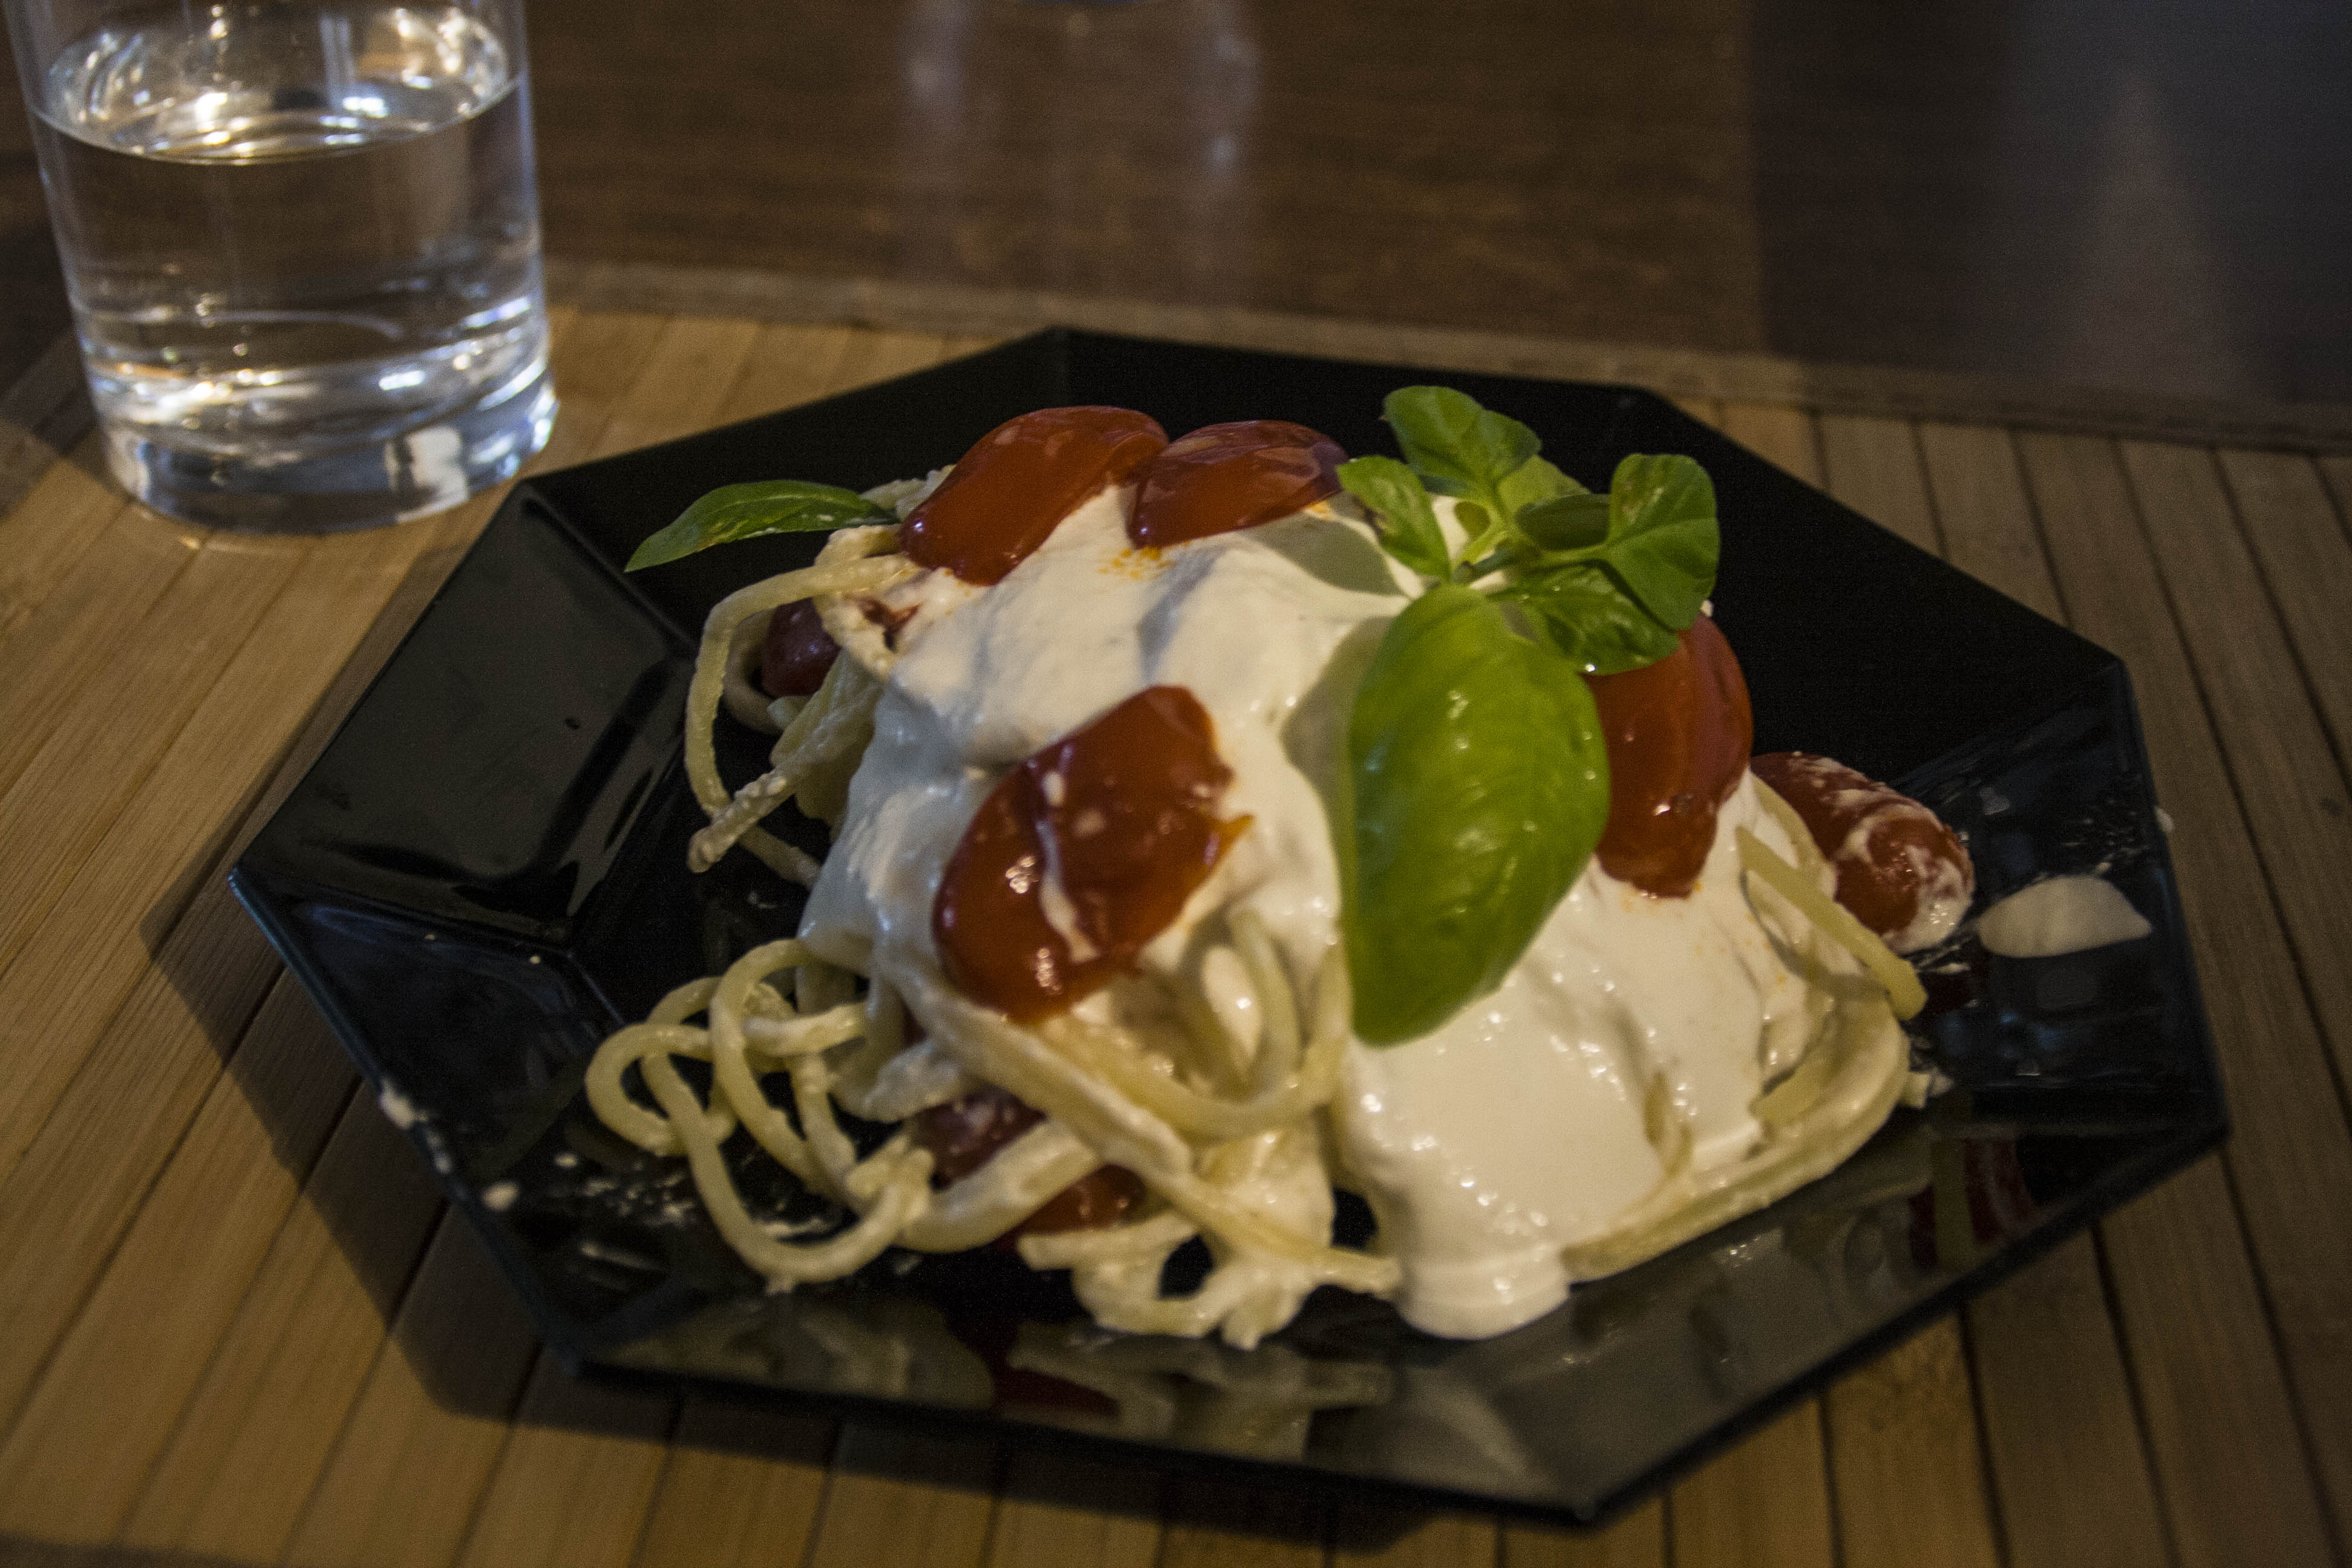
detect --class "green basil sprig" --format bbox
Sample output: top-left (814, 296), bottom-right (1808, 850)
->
top-left (1343, 587), bottom-right (1610, 1042)
top-left (1341, 387), bottom-right (1719, 674)
top-left (626, 480), bottom-right (897, 572)
top-left (1335, 387), bottom-right (1723, 1043)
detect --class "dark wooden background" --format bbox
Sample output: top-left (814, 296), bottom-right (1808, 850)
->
top-left (5, 0), bottom-right (2350, 407)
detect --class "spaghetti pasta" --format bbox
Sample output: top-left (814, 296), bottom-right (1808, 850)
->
top-left (587, 436), bottom-right (1934, 1347)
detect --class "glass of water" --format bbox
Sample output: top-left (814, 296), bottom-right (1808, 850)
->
top-left (4, 0), bottom-right (555, 531)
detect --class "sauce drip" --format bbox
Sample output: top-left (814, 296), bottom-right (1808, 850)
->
top-left (1586, 615), bottom-right (1753, 897)
top-left (1128, 420), bottom-right (1345, 549)
top-left (933, 685), bottom-right (1249, 1021)
top-left (759, 599), bottom-right (839, 697)
top-left (902, 407), bottom-right (1168, 584)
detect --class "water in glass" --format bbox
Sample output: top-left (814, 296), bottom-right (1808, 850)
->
top-left (30, 2), bottom-right (554, 529)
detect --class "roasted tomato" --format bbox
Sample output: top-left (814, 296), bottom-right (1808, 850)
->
top-left (1128, 420), bottom-right (1345, 549)
top-left (911, 1085), bottom-right (1145, 1238)
top-left (1584, 615), bottom-right (1754, 897)
top-left (1751, 751), bottom-right (1974, 952)
top-left (933, 685), bottom-right (1249, 1021)
top-left (902, 407), bottom-right (1168, 584)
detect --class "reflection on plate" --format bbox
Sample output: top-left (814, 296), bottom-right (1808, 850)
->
top-left (232, 330), bottom-right (2223, 1524)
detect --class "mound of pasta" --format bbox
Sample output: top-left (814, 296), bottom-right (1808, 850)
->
top-left (589, 396), bottom-right (1953, 1345)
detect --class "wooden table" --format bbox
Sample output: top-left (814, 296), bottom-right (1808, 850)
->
top-left (0, 279), bottom-right (2347, 1567)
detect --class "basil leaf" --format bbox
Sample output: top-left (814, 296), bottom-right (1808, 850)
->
top-left (1517, 491), bottom-right (1610, 551)
top-left (1498, 454), bottom-right (1584, 517)
top-left (1601, 454), bottom-right (1717, 630)
top-left (1500, 561), bottom-right (1682, 675)
top-left (1382, 387), bottom-right (1540, 501)
top-left (1338, 455), bottom-right (1451, 582)
top-left (1343, 586), bottom-right (1610, 1043)
top-left (626, 481), bottom-right (897, 571)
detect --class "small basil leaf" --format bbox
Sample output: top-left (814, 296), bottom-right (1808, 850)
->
top-left (1498, 454), bottom-right (1584, 517)
top-left (1601, 454), bottom-right (1718, 629)
top-left (1343, 585), bottom-right (1610, 1043)
top-left (1518, 491), bottom-right (1611, 551)
top-left (1382, 386), bottom-right (1540, 500)
top-left (1500, 563), bottom-right (1682, 675)
top-left (1337, 455), bottom-right (1451, 582)
top-left (627, 481), bottom-right (897, 571)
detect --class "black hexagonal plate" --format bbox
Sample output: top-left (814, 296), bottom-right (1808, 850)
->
top-left (232, 330), bottom-right (2223, 1525)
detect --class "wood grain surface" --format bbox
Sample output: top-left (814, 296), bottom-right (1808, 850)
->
top-left (0, 310), bottom-right (2344, 1567)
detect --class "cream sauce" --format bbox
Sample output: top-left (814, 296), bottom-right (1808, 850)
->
top-left (798, 491), bottom-right (1838, 1339)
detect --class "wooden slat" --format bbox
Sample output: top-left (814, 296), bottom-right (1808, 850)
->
top-left (1719, 404), bottom-right (1821, 487)
top-left (0, 503), bottom-right (195, 806)
top-left (1913, 421), bottom-right (2174, 1568)
top-left (628, 1408), bottom-right (834, 1568)
top-left (282, 1216), bottom-right (543, 1568)
top-left (589, 316), bottom-right (763, 461)
top-left (451, 1358), bottom-right (675, 1568)
top-left (2215, 449), bottom-right (2352, 776)
top-left (119, 1086), bottom-right (445, 1559)
top-left (1817, 414), bottom-right (1941, 551)
top-left (1821, 1330), bottom-right (2001, 1568)
top-left (802, 1426), bottom-right (998, 1568)
top-left (1916, 422), bottom-right (2066, 621)
top-left (2126, 443), bottom-right (2352, 1060)
top-left (0, 977), bottom-right (356, 1540)
top-left (1963, 1237), bottom-right (2172, 1568)
top-left (2114, 439), bottom-right (2352, 1536)
top-left (1501, 1498), bottom-right (1665, 1567)
top-left (2318, 457), bottom-right (2352, 528)
top-left (2015, 431), bottom-right (2343, 1568)
top-left (0, 333), bottom-right (94, 526)
top-left (982, 1452), bottom-right (1161, 1568)
top-left (0, 531), bottom-right (442, 1431)
top-left (0, 431), bottom-right (131, 645)
top-left (1668, 1405), bottom-right (1835, 1568)
top-left (0, 531), bottom-right (306, 1010)
top-left (1812, 412), bottom-right (2001, 1568)
top-left (828, 330), bottom-right (961, 397)
top-left (1157, 1477), bottom-right (1324, 1568)
top-left (0, 303), bottom-right (656, 1510)
top-left (1329, 1509), bottom-right (1499, 1567)
top-left (708, 322), bottom-right (857, 425)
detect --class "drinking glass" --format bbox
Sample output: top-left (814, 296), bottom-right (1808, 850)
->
top-left (4, 0), bottom-right (556, 531)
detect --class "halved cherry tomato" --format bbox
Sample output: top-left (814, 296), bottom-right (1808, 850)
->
top-left (902, 407), bottom-right (1168, 584)
top-left (1128, 420), bottom-right (1345, 549)
top-left (1586, 615), bottom-right (1754, 897)
top-left (933, 686), bottom-right (1249, 1021)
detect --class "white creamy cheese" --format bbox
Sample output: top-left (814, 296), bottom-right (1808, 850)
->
top-left (798, 490), bottom-right (1834, 1339)
top-left (1978, 874), bottom-right (2152, 958)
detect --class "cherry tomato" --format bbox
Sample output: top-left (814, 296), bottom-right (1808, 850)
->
top-left (910, 1085), bottom-right (1145, 1238)
top-left (902, 407), bottom-right (1168, 584)
top-left (1128, 420), bottom-right (1345, 549)
top-left (933, 685), bottom-right (1249, 1021)
top-left (1586, 615), bottom-right (1754, 897)
top-left (1750, 751), bottom-right (1974, 951)
top-left (759, 599), bottom-right (840, 697)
